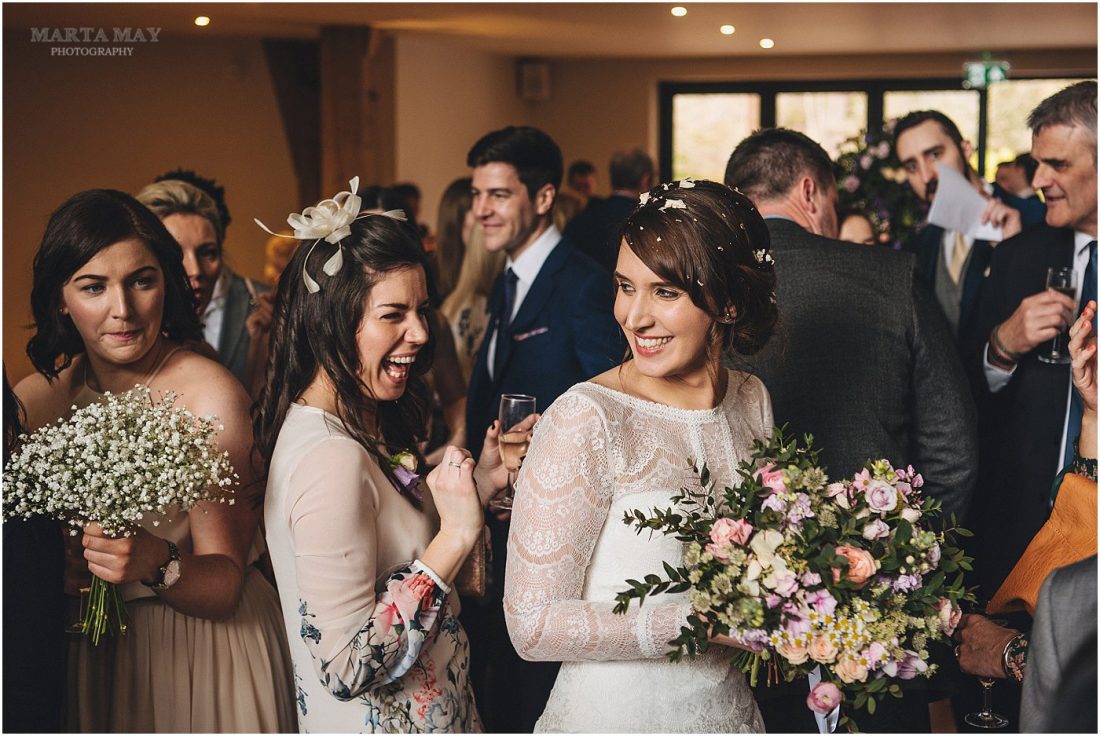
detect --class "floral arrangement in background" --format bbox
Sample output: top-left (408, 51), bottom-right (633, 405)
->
top-left (613, 427), bottom-right (973, 730)
top-left (834, 120), bottom-right (928, 250)
top-left (3, 386), bottom-right (237, 644)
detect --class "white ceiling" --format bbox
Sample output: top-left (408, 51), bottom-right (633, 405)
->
top-left (4, 2), bottom-right (1096, 58)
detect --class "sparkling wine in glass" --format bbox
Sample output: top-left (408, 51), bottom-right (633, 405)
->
top-left (1038, 266), bottom-right (1077, 364)
top-left (963, 611), bottom-right (1011, 729)
top-left (490, 394), bottom-right (536, 511)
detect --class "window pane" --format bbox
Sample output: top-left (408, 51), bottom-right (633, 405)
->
top-left (672, 93), bottom-right (760, 181)
top-left (884, 90), bottom-right (981, 168)
top-left (776, 91), bottom-right (868, 158)
top-left (987, 78), bottom-right (1082, 172)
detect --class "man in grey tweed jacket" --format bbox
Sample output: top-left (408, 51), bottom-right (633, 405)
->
top-left (725, 128), bottom-right (979, 733)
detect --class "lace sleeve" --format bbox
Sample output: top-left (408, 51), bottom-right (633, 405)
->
top-left (287, 438), bottom-right (447, 700)
top-left (504, 391), bottom-right (692, 662)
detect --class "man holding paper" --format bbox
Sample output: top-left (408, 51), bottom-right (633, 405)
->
top-left (895, 110), bottom-right (1024, 338)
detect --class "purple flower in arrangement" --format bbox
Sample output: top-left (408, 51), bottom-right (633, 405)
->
top-left (740, 629), bottom-right (770, 650)
top-left (783, 604), bottom-right (813, 636)
top-left (865, 480), bottom-right (898, 513)
top-left (389, 450), bottom-right (422, 502)
top-left (774, 573), bottom-right (800, 598)
top-left (800, 571), bottom-right (822, 587)
top-left (892, 573), bottom-right (922, 592)
top-left (765, 593), bottom-right (783, 608)
top-left (807, 589), bottom-right (838, 616)
top-left (894, 650), bottom-right (929, 680)
top-left (843, 176), bottom-right (861, 193)
top-left (896, 481), bottom-right (913, 497)
top-left (762, 493), bottom-right (788, 514)
top-left (874, 141), bottom-right (891, 159)
top-left (862, 519), bottom-right (890, 541)
top-left (860, 154), bottom-right (873, 170)
top-left (825, 482), bottom-right (847, 498)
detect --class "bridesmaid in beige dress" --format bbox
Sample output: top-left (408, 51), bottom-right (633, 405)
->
top-left (15, 189), bottom-right (295, 732)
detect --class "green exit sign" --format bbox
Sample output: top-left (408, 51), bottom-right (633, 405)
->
top-left (963, 60), bottom-right (1010, 89)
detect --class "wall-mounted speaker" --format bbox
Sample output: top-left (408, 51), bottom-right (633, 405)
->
top-left (516, 59), bottom-right (551, 102)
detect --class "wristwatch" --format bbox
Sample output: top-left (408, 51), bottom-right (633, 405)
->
top-left (144, 540), bottom-right (181, 591)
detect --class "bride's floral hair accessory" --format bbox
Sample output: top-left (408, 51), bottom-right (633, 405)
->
top-left (255, 176), bottom-right (408, 293)
top-left (621, 178), bottom-right (778, 357)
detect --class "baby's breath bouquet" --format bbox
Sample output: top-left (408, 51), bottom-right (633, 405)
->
top-left (3, 385), bottom-right (237, 644)
top-left (613, 428), bottom-right (973, 730)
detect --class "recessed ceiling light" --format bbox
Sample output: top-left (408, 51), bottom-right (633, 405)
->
top-left (671, 6), bottom-right (688, 17)
top-left (194, 16), bottom-right (211, 27)
top-left (760, 38), bottom-right (775, 49)
top-left (720, 25), bottom-right (736, 35)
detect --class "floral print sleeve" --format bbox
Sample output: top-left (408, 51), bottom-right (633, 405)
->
top-left (287, 437), bottom-right (449, 700)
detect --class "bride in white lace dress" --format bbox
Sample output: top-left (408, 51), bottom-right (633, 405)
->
top-left (504, 180), bottom-right (780, 733)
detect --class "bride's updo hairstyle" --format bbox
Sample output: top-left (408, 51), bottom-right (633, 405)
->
top-left (619, 179), bottom-right (777, 359)
top-left (253, 214), bottom-right (436, 477)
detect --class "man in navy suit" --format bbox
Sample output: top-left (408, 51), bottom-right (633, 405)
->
top-left (895, 110), bottom-right (1024, 340)
top-left (461, 125), bottom-right (623, 732)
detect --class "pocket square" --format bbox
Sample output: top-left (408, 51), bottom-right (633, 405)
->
top-left (513, 327), bottom-right (549, 341)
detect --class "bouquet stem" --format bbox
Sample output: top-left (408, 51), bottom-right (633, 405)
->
top-left (81, 575), bottom-right (128, 645)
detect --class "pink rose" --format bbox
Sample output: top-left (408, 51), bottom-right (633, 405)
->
top-left (808, 634), bottom-right (839, 664)
top-left (832, 544), bottom-right (879, 588)
top-left (755, 465), bottom-right (787, 493)
top-left (778, 639), bottom-right (810, 665)
top-left (705, 542), bottom-right (733, 562)
top-left (865, 480), bottom-right (898, 513)
top-left (935, 598), bottom-right (962, 636)
top-left (710, 517), bottom-right (753, 547)
top-left (806, 681), bottom-right (843, 714)
top-left (835, 656), bottom-right (869, 684)
top-left (862, 519), bottom-right (890, 541)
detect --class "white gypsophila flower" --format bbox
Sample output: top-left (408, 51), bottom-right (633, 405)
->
top-left (2, 385), bottom-right (238, 537)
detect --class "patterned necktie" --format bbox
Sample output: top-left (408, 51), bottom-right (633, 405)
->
top-left (948, 231), bottom-right (970, 284)
top-left (1059, 240), bottom-right (1097, 479)
top-left (493, 268), bottom-right (519, 378)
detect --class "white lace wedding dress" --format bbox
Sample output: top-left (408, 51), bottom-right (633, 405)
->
top-left (504, 370), bottom-right (770, 733)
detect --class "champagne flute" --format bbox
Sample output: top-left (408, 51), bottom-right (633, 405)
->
top-left (963, 608), bottom-right (1010, 730)
top-left (489, 394), bottom-right (536, 512)
top-left (1038, 266), bottom-right (1077, 364)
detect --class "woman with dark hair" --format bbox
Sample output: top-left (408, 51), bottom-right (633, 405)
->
top-left (255, 186), bottom-right (509, 732)
top-left (503, 179), bottom-right (777, 732)
top-left (14, 189), bottom-right (295, 732)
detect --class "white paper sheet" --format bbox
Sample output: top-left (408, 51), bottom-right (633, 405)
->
top-left (926, 162), bottom-right (1003, 242)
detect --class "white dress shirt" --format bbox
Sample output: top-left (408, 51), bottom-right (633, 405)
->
top-left (202, 268), bottom-right (232, 349)
top-left (486, 225), bottom-right (562, 380)
top-left (983, 230), bottom-right (1095, 467)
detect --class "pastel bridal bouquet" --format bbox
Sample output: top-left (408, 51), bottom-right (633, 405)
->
top-left (613, 428), bottom-right (973, 730)
top-left (3, 385), bottom-right (237, 645)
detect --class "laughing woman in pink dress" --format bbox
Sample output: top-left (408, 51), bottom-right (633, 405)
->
top-left (255, 183), bottom-right (508, 732)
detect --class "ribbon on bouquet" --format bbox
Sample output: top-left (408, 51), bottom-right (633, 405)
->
top-left (808, 666), bottom-right (840, 733)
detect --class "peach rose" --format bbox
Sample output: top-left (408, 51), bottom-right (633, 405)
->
top-left (808, 634), bottom-right (839, 664)
top-left (832, 544), bottom-right (880, 588)
top-left (835, 656), bottom-right (869, 684)
top-left (777, 639), bottom-right (810, 665)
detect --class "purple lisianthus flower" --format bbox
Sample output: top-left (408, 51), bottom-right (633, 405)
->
top-left (864, 642), bottom-right (888, 668)
top-left (896, 650), bottom-right (929, 680)
top-left (874, 141), bottom-right (891, 159)
top-left (800, 571), bottom-right (822, 587)
top-left (860, 154), bottom-right (873, 169)
top-left (843, 176), bottom-right (860, 193)
top-left (896, 481), bottom-right (913, 497)
top-left (765, 593), bottom-right (783, 609)
top-left (825, 482), bottom-right (847, 498)
top-left (774, 573), bottom-right (799, 597)
top-left (807, 589), bottom-right (837, 616)
top-left (787, 493), bottom-right (815, 526)
top-left (392, 466), bottom-right (423, 502)
top-left (782, 602), bottom-right (812, 636)
top-left (892, 573), bottom-right (922, 592)
top-left (740, 628), bottom-right (769, 652)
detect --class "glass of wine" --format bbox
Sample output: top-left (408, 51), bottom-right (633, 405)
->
top-left (1038, 266), bottom-right (1077, 364)
top-left (489, 394), bottom-right (536, 512)
top-left (963, 611), bottom-right (1011, 730)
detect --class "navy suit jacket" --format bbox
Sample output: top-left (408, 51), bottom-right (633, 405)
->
top-left (562, 193), bottom-right (637, 274)
top-left (465, 236), bottom-right (624, 459)
top-left (905, 224), bottom-right (993, 339)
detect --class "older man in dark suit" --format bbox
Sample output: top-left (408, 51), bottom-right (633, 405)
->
top-left (462, 125), bottom-right (623, 733)
top-left (724, 127), bottom-right (979, 733)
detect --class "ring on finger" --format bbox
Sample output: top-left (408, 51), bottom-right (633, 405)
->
top-left (448, 460), bottom-right (463, 468)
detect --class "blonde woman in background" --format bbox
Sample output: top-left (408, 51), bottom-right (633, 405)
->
top-left (441, 225), bottom-right (505, 384)
top-left (136, 179), bottom-right (273, 398)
